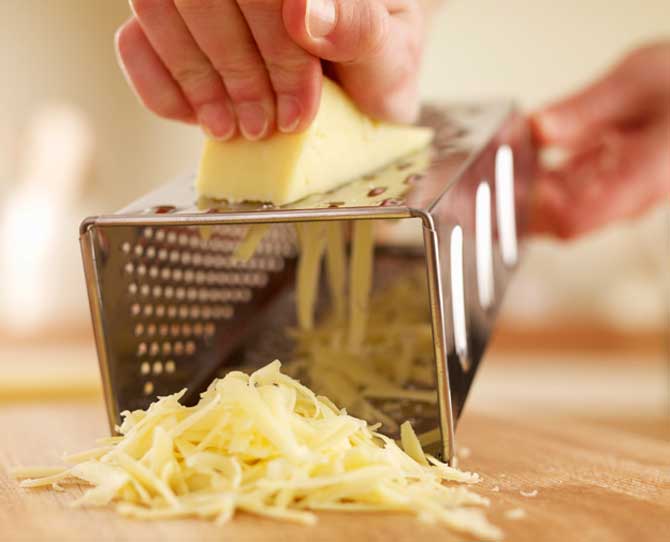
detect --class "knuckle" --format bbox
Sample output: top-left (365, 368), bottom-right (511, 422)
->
top-left (130, 0), bottom-right (169, 19)
top-left (172, 64), bottom-right (211, 88)
top-left (265, 56), bottom-right (319, 92)
top-left (114, 20), bottom-right (136, 56)
top-left (356, 5), bottom-right (389, 57)
top-left (170, 64), bottom-right (221, 104)
top-left (174, 0), bottom-right (221, 14)
top-left (214, 58), bottom-right (270, 102)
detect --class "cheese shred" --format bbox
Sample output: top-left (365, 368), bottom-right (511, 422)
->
top-left (14, 361), bottom-right (501, 540)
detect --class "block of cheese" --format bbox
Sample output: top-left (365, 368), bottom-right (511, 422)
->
top-left (196, 78), bottom-right (433, 205)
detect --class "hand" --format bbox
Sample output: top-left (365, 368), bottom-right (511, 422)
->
top-left (530, 42), bottom-right (670, 239)
top-left (115, 0), bottom-right (426, 141)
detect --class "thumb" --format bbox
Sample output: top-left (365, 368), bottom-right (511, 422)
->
top-left (283, 0), bottom-right (390, 64)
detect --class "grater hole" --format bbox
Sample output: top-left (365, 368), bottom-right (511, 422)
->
top-left (143, 381), bottom-right (154, 395)
top-left (173, 269), bottom-right (183, 282)
top-left (155, 304), bottom-right (165, 317)
top-left (152, 361), bottom-right (163, 375)
top-left (204, 322), bottom-right (215, 337)
top-left (170, 323), bottom-right (180, 337)
top-left (165, 360), bottom-right (176, 374)
top-left (178, 233), bottom-right (189, 246)
top-left (176, 287), bottom-right (185, 300)
top-left (161, 268), bottom-right (171, 281)
top-left (158, 248), bottom-right (168, 261)
top-left (140, 361), bottom-right (150, 375)
top-left (134, 323), bottom-right (144, 336)
top-left (178, 306), bottom-right (189, 319)
top-left (193, 254), bottom-right (203, 266)
top-left (201, 306), bottom-right (212, 319)
top-left (184, 270), bottom-right (195, 284)
top-left (144, 227), bottom-right (154, 239)
top-left (131, 303), bottom-right (141, 317)
top-left (170, 250), bottom-right (180, 263)
top-left (181, 252), bottom-right (192, 265)
top-left (143, 304), bottom-right (154, 317)
top-left (122, 242), bottom-right (131, 254)
top-left (167, 231), bottom-right (177, 244)
top-left (156, 230), bottom-right (165, 242)
top-left (189, 305), bottom-right (201, 319)
top-left (140, 284), bottom-right (150, 297)
top-left (189, 236), bottom-right (200, 249)
top-left (159, 323), bottom-right (169, 337)
top-left (149, 342), bottom-right (160, 356)
top-left (187, 287), bottom-right (197, 301)
top-left (137, 342), bottom-right (147, 356)
top-left (167, 305), bottom-right (177, 319)
top-left (147, 324), bottom-right (157, 337)
top-left (149, 265), bottom-right (159, 279)
top-left (128, 283), bottom-right (138, 295)
top-left (146, 246), bottom-right (156, 259)
top-left (174, 341), bottom-right (184, 356)
top-left (134, 244), bottom-right (144, 257)
top-left (152, 285), bottom-right (162, 298)
top-left (182, 323), bottom-right (192, 337)
top-left (137, 264), bottom-right (147, 277)
top-left (125, 262), bottom-right (134, 275)
top-left (164, 285), bottom-right (174, 299)
top-left (185, 341), bottom-right (196, 355)
top-left (196, 271), bottom-right (206, 285)
top-left (193, 322), bottom-right (204, 336)
top-left (367, 187), bottom-right (387, 197)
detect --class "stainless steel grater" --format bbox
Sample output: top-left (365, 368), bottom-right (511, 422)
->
top-left (79, 102), bottom-right (535, 464)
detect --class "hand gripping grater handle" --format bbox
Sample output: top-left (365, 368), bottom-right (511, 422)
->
top-left (79, 102), bottom-right (536, 464)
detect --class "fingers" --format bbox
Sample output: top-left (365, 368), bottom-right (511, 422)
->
top-left (532, 43), bottom-right (670, 147)
top-left (530, 124), bottom-right (670, 239)
top-left (115, 18), bottom-right (195, 123)
top-left (174, 0), bottom-right (274, 140)
top-left (283, 0), bottom-right (424, 122)
top-left (130, 0), bottom-right (237, 139)
top-left (236, 0), bottom-right (323, 133)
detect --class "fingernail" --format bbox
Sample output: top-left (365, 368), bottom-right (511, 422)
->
top-left (198, 102), bottom-right (235, 140)
top-left (277, 95), bottom-right (302, 133)
top-left (306, 0), bottom-right (336, 38)
top-left (236, 102), bottom-right (269, 140)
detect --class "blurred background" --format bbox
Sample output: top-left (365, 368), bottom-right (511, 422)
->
top-left (0, 1), bottom-right (667, 409)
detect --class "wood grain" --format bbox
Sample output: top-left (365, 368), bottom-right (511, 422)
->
top-left (1, 356), bottom-right (668, 542)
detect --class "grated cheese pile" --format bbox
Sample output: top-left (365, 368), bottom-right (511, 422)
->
top-left (289, 268), bottom-right (437, 434)
top-left (15, 361), bottom-right (501, 540)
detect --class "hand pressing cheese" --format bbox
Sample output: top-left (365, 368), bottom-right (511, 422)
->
top-left (196, 78), bottom-right (433, 205)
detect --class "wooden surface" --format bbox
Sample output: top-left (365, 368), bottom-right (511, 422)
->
top-left (1, 350), bottom-right (668, 542)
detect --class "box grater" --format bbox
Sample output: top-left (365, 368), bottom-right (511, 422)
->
top-left (79, 102), bottom-right (535, 464)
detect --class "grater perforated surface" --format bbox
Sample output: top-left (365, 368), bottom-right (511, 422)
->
top-left (80, 102), bottom-right (536, 462)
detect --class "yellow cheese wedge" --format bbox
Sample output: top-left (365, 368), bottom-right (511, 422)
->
top-left (196, 78), bottom-right (433, 205)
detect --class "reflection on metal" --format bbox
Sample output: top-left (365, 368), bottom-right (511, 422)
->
top-left (475, 181), bottom-right (494, 310)
top-left (495, 144), bottom-right (518, 266)
top-left (450, 226), bottom-right (469, 371)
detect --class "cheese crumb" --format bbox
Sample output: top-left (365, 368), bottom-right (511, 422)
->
top-left (458, 447), bottom-right (472, 459)
top-left (520, 489), bottom-right (539, 498)
top-left (504, 508), bottom-right (526, 520)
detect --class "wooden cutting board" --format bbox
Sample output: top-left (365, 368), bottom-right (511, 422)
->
top-left (1, 353), bottom-right (668, 542)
